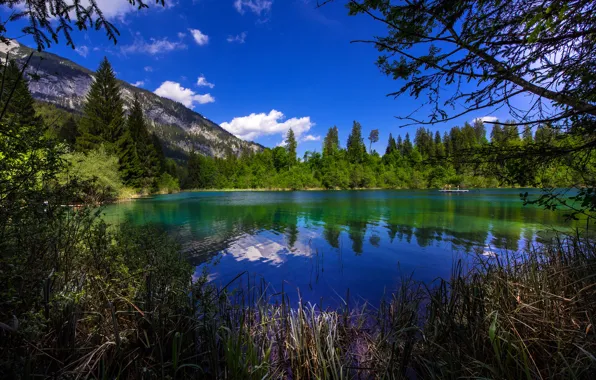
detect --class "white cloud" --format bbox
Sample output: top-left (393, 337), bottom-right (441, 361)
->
top-left (220, 110), bottom-right (314, 141)
top-left (301, 134), bottom-right (320, 142)
top-left (132, 81), bottom-right (145, 87)
top-left (472, 116), bottom-right (499, 123)
top-left (177, 32), bottom-right (186, 39)
top-left (121, 37), bottom-right (186, 55)
top-left (144, 66), bottom-right (153, 72)
top-left (196, 75), bottom-right (215, 88)
top-left (75, 45), bottom-right (88, 57)
top-left (154, 81), bottom-right (215, 108)
top-left (234, 0), bottom-right (272, 16)
top-left (189, 29), bottom-right (209, 46)
top-left (227, 31), bottom-right (247, 43)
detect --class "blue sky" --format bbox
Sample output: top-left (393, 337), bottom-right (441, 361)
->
top-left (2, 0), bottom-right (513, 156)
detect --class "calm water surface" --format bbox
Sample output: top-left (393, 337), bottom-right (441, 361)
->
top-left (104, 189), bottom-right (573, 306)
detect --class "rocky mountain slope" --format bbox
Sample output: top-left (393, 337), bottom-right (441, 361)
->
top-left (0, 40), bottom-right (262, 158)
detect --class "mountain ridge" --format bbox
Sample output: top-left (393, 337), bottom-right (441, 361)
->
top-left (0, 40), bottom-right (263, 159)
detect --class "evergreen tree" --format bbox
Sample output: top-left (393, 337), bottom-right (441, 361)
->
top-left (77, 57), bottom-right (125, 151)
top-left (491, 124), bottom-right (504, 145)
top-left (57, 116), bottom-right (79, 147)
top-left (323, 126), bottom-right (340, 156)
top-left (0, 60), bottom-right (42, 129)
top-left (473, 120), bottom-right (487, 144)
top-left (286, 128), bottom-right (297, 167)
top-left (403, 133), bottom-right (413, 157)
top-left (347, 121), bottom-right (366, 163)
top-left (151, 133), bottom-right (167, 173)
top-left (434, 131), bottom-right (445, 157)
top-left (127, 93), bottom-right (159, 180)
top-left (443, 132), bottom-right (451, 156)
top-left (186, 151), bottom-right (202, 189)
top-left (117, 130), bottom-right (142, 186)
top-left (385, 133), bottom-right (397, 155)
top-left (522, 126), bottom-right (533, 145)
top-left (396, 135), bottom-right (404, 155)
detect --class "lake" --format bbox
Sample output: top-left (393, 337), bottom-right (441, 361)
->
top-left (104, 189), bottom-right (573, 306)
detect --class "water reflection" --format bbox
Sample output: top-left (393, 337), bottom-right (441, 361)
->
top-left (103, 190), bottom-right (576, 305)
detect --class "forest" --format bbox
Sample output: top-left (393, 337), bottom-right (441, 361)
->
top-left (37, 55), bottom-right (572, 196)
top-left (182, 120), bottom-right (569, 191)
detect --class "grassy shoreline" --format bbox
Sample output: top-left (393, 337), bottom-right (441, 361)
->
top-left (176, 185), bottom-right (534, 193)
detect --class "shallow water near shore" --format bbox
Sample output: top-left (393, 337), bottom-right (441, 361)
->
top-left (103, 189), bottom-right (577, 306)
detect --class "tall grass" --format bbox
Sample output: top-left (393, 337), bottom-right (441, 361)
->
top-left (2, 220), bottom-right (595, 379)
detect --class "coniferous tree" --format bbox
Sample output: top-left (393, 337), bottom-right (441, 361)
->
top-left (57, 116), bottom-right (79, 147)
top-left (117, 130), bottom-right (142, 186)
top-left (347, 121), bottom-right (366, 163)
top-left (77, 57), bottom-right (125, 151)
top-left (127, 93), bottom-right (159, 181)
top-left (473, 120), bottom-right (488, 144)
top-left (323, 126), bottom-right (340, 157)
top-left (385, 133), bottom-right (397, 155)
top-left (286, 128), bottom-right (297, 167)
top-left (403, 133), bottom-right (413, 157)
top-left (151, 133), bottom-right (167, 173)
top-left (0, 60), bottom-right (43, 129)
top-left (434, 131), bottom-right (445, 157)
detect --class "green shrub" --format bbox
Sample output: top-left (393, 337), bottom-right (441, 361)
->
top-left (63, 146), bottom-right (124, 199)
top-left (156, 172), bottom-right (180, 193)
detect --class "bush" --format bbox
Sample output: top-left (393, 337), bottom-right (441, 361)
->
top-left (63, 146), bottom-right (125, 200)
top-left (156, 172), bottom-right (180, 193)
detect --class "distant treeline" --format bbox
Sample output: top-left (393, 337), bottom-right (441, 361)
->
top-left (181, 120), bottom-right (569, 190)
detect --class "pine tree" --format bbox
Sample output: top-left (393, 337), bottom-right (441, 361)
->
top-left (117, 130), bottom-right (142, 186)
top-left (127, 93), bottom-right (159, 180)
top-left (286, 128), bottom-right (297, 167)
top-left (385, 133), bottom-right (397, 155)
top-left (434, 131), bottom-right (445, 157)
top-left (403, 133), bottom-right (413, 157)
top-left (57, 116), bottom-right (79, 147)
top-left (323, 126), bottom-right (340, 157)
top-left (347, 121), bottom-right (366, 163)
top-left (151, 133), bottom-right (167, 173)
top-left (77, 57), bottom-right (125, 151)
top-left (0, 60), bottom-right (43, 129)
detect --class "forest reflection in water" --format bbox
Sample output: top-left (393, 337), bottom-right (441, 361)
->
top-left (104, 190), bottom-right (576, 305)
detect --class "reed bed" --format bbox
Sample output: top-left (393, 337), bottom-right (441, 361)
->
top-left (2, 223), bottom-right (596, 379)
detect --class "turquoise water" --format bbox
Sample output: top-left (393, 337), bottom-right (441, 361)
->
top-left (104, 189), bottom-right (573, 305)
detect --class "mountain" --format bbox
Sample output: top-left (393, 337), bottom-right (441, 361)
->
top-left (0, 40), bottom-right (262, 159)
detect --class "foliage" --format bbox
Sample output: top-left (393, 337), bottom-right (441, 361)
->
top-left (156, 172), bottom-right (180, 193)
top-left (183, 120), bottom-right (582, 191)
top-left (63, 146), bottom-right (127, 200)
top-left (77, 57), bottom-right (125, 151)
top-left (335, 0), bottom-right (596, 217)
top-left (286, 127), bottom-right (297, 167)
top-left (0, 0), bottom-right (165, 50)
